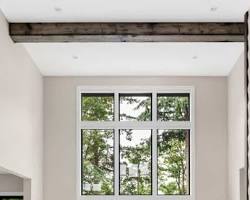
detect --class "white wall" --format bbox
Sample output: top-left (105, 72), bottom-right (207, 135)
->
top-left (0, 174), bottom-right (23, 193)
top-left (0, 10), bottom-right (43, 200)
top-left (44, 76), bottom-right (228, 200)
top-left (228, 53), bottom-right (247, 200)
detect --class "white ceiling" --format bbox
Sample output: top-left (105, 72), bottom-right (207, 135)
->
top-left (0, 0), bottom-right (249, 22)
top-left (0, 0), bottom-right (246, 76)
top-left (23, 43), bottom-right (243, 76)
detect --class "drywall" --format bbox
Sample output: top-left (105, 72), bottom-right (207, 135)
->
top-left (0, 10), bottom-right (43, 200)
top-left (0, 174), bottom-right (23, 193)
top-left (228, 53), bottom-right (247, 200)
top-left (44, 76), bottom-right (228, 200)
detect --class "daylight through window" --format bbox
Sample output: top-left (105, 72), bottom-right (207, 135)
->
top-left (78, 88), bottom-right (193, 198)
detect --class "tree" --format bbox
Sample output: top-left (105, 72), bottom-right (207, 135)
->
top-left (120, 129), bottom-right (151, 195)
top-left (81, 94), bottom-right (114, 121)
top-left (157, 95), bottom-right (190, 194)
top-left (120, 95), bottom-right (189, 194)
top-left (81, 94), bottom-right (190, 195)
top-left (81, 95), bottom-right (114, 195)
top-left (158, 129), bottom-right (189, 194)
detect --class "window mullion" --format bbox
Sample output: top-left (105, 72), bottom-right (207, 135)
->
top-left (114, 93), bottom-right (119, 195)
top-left (80, 121), bottom-right (191, 130)
top-left (152, 92), bottom-right (157, 122)
top-left (152, 129), bottom-right (158, 196)
top-left (114, 128), bottom-right (119, 196)
top-left (152, 92), bottom-right (157, 195)
top-left (114, 93), bottom-right (119, 122)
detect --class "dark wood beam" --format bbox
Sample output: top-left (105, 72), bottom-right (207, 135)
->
top-left (9, 22), bottom-right (245, 42)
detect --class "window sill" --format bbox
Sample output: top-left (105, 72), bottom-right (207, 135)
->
top-left (79, 195), bottom-right (194, 200)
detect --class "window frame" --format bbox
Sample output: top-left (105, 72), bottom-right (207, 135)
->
top-left (76, 85), bottom-right (195, 200)
top-left (0, 192), bottom-right (23, 200)
top-left (0, 197), bottom-right (23, 200)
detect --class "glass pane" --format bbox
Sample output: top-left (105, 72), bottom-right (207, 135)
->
top-left (157, 94), bottom-right (190, 121)
top-left (81, 93), bottom-right (114, 121)
top-left (119, 129), bottom-right (152, 195)
top-left (119, 94), bottom-right (152, 121)
top-left (158, 129), bottom-right (190, 195)
top-left (81, 129), bottom-right (114, 195)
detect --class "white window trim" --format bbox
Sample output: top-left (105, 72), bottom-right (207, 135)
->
top-left (0, 192), bottom-right (23, 196)
top-left (76, 85), bottom-right (195, 200)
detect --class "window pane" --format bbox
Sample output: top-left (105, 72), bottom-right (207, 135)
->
top-left (81, 129), bottom-right (114, 195)
top-left (158, 129), bottom-right (190, 195)
top-left (119, 129), bottom-right (152, 195)
top-left (119, 94), bottom-right (152, 121)
top-left (157, 94), bottom-right (190, 121)
top-left (81, 93), bottom-right (114, 121)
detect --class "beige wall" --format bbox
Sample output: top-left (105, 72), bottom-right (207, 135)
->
top-left (228, 53), bottom-right (247, 200)
top-left (44, 76), bottom-right (228, 200)
top-left (0, 10), bottom-right (43, 200)
top-left (0, 174), bottom-right (23, 193)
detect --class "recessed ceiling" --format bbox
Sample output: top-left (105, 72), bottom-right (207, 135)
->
top-left (0, 0), bottom-right (249, 22)
top-left (23, 43), bottom-right (243, 76)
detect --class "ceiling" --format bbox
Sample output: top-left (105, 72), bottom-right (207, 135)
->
top-left (0, 0), bottom-right (246, 76)
top-left (23, 43), bottom-right (243, 76)
top-left (0, 0), bottom-right (249, 22)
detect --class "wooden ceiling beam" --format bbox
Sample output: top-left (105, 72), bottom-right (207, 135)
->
top-left (9, 22), bottom-right (245, 42)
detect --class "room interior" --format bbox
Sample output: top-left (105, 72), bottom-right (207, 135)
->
top-left (0, 1), bottom-right (250, 200)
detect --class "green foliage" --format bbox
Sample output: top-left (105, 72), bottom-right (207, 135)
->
top-left (82, 95), bottom-right (114, 121)
top-left (120, 96), bottom-right (151, 121)
top-left (158, 95), bottom-right (189, 121)
top-left (81, 93), bottom-right (190, 195)
top-left (120, 130), bottom-right (151, 195)
top-left (82, 129), bottom-right (114, 195)
top-left (158, 130), bottom-right (189, 194)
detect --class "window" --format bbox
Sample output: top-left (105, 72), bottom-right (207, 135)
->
top-left (81, 129), bottom-right (114, 195)
top-left (119, 129), bottom-right (152, 195)
top-left (77, 86), bottom-right (194, 200)
top-left (81, 93), bottom-right (114, 121)
top-left (119, 94), bottom-right (152, 121)
top-left (157, 129), bottom-right (190, 195)
top-left (0, 197), bottom-right (23, 200)
top-left (157, 94), bottom-right (190, 121)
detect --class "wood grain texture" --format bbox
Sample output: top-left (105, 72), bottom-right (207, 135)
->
top-left (9, 22), bottom-right (245, 42)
